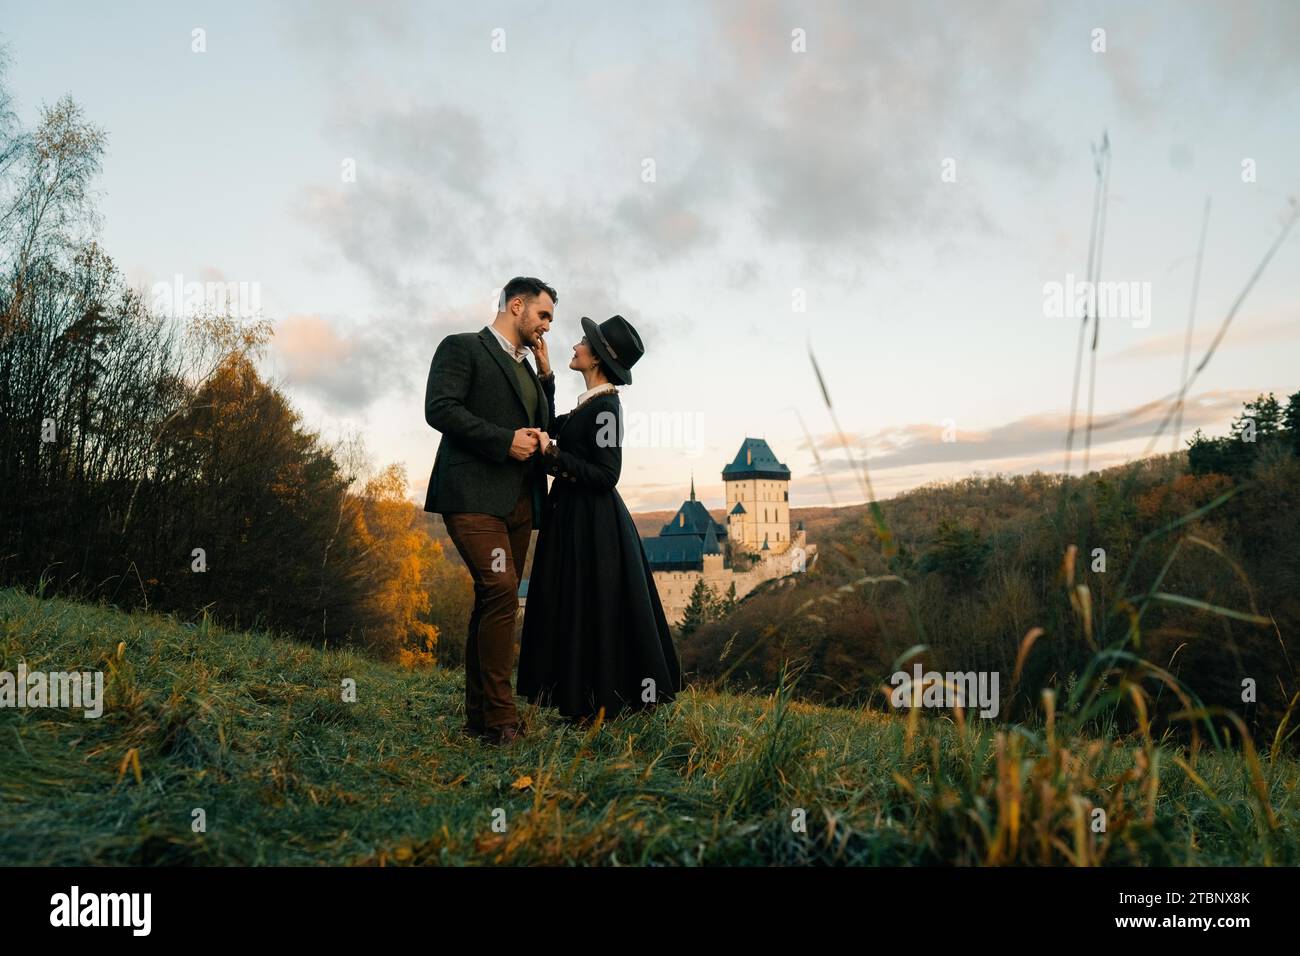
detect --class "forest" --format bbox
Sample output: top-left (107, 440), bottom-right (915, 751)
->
top-left (0, 78), bottom-right (471, 666)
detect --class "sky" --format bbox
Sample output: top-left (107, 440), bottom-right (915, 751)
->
top-left (2, 0), bottom-right (1297, 512)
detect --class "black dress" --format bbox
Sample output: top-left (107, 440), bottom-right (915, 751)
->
top-left (517, 386), bottom-right (682, 721)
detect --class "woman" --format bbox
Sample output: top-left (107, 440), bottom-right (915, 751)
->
top-left (517, 314), bottom-right (682, 724)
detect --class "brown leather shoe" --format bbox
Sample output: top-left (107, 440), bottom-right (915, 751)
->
top-left (482, 723), bottom-right (525, 746)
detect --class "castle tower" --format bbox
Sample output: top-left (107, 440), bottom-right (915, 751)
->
top-left (722, 438), bottom-right (791, 554)
top-left (701, 520), bottom-right (725, 577)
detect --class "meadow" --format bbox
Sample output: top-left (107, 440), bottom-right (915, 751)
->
top-left (2, 587), bottom-right (1296, 866)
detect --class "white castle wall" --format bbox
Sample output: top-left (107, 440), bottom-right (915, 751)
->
top-left (652, 529), bottom-right (815, 627)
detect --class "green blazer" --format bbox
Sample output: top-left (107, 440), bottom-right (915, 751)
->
top-left (423, 326), bottom-right (554, 524)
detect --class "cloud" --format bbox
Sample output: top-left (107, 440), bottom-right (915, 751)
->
top-left (1108, 316), bottom-right (1300, 362)
top-left (273, 0), bottom-right (1298, 434)
top-left (272, 313), bottom-right (411, 413)
top-left (286, 0), bottom-right (1078, 311)
top-left (294, 102), bottom-right (498, 320)
top-left (669, 0), bottom-right (1066, 267)
top-left (279, 0), bottom-right (421, 60)
top-left (280, 0), bottom-right (1300, 297)
top-left (805, 389), bottom-right (1257, 473)
top-left (779, 389), bottom-right (1264, 507)
top-left (1093, 0), bottom-right (1300, 113)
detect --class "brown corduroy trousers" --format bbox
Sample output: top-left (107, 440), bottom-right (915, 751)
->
top-left (443, 486), bottom-right (532, 730)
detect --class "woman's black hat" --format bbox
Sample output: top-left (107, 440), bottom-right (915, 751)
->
top-left (580, 314), bottom-right (643, 386)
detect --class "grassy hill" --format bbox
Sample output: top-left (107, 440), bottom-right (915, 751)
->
top-left (2, 588), bottom-right (1296, 866)
top-left (683, 450), bottom-right (1300, 746)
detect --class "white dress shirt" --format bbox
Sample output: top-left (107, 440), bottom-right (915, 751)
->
top-left (489, 324), bottom-right (529, 363)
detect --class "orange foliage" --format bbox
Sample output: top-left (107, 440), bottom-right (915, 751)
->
top-left (1136, 472), bottom-right (1234, 524)
top-left (355, 463), bottom-right (443, 662)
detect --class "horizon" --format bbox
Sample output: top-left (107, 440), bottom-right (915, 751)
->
top-left (635, 439), bottom-right (1216, 518)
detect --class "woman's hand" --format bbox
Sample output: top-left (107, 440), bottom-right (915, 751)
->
top-left (535, 429), bottom-right (552, 453)
top-left (529, 334), bottom-right (551, 377)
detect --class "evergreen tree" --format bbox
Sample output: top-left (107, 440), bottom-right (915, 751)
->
top-left (680, 578), bottom-right (717, 636)
top-left (1189, 391), bottom-right (1298, 477)
top-left (713, 581), bottom-right (738, 617)
top-left (1284, 390), bottom-right (1300, 456)
top-left (1230, 393), bottom-right (1282, 443)
top-left (1186, 427), bottom-right (1225, 475)
top-left (918, 518), bottom-right (990, 587)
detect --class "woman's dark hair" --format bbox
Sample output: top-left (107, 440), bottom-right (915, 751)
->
top-left (499, 276), bottom-right (558, 309)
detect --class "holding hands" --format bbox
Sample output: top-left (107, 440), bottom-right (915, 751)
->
top-left (508, 427), bottom-right (552, 461)
top-left (509, 427), bottom-right (538, 460)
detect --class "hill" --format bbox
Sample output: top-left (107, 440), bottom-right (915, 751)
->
top-left (1, 589), bottom-right (1295, 865)
top-left (681, 439), bottom-right (1300, 746)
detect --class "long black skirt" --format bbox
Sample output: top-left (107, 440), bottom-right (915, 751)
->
top-left (517, 482), bottom-right (682, 721)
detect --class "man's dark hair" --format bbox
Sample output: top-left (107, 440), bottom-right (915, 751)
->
top-left (499, 276), bottom-right (557, 311)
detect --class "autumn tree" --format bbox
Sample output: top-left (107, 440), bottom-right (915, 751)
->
top-left (0, 76), bottom-right (479, 663)
top-left (353, 463), bottom-right (440, 663)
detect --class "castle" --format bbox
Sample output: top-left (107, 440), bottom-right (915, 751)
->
top-left (642, 438), bottom-right (816, 626)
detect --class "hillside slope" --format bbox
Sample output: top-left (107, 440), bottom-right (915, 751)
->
top-left (1, 589), bottom-right (1295, 866)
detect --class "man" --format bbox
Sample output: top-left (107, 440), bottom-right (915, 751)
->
top-left (424, 276), bottom-right (556, 745)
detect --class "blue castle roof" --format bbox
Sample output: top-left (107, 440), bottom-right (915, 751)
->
top-left (722, 438), bottom-right (791, 481)
top-left (659, 477), bottom-right (727, 538)
top-left (642, 535), bottom-right (705, 571)
top-left (646, 475), bottom-right (727, 570)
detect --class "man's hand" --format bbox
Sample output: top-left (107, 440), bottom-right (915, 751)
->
top-left (529, 335), bottom-right (551, 377)
top-left (509, 427), bottom-right (540, 460)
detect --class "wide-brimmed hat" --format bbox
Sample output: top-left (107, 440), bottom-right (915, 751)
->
top-left (580, 314), bottom-right (643, 386)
